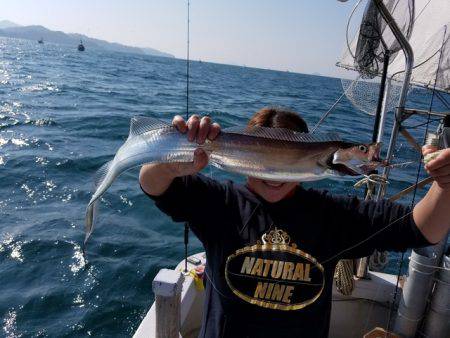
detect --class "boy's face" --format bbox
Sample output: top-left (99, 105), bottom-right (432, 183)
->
top-left (247, 177), bottom-right (298, 203)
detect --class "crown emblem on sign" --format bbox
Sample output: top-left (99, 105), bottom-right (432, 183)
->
top-left (260, 227), bottom-right (297, 248)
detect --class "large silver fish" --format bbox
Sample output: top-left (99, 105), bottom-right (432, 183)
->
top-left (84, 116), bottom-right (382, 245)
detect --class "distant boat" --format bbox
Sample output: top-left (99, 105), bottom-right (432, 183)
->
top-left (38, 38), bottom-right (44, 44)
top-left (78, 40), bottom-right (85, 51)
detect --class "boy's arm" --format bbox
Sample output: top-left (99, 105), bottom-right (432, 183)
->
top-left (412, 147), bottom-right (450, 244)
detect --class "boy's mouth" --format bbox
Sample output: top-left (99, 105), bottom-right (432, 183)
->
top-left (263, 181), bottom-right (284, 188)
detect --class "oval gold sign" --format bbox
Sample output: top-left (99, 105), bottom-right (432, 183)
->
top-left (225, 243), bottom-right (325, 311)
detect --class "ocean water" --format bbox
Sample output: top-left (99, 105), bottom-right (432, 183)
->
top-left (0, 37), bottom-right (446, 337)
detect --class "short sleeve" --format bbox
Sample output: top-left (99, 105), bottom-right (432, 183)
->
top-left (328, 195), bottom-right (432, 259)
top-left (141, 174), bottom-right (232, 243)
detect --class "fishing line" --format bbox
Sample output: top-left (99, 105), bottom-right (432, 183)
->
top-left (406, 118), bottom-right (442, 130)
top-left (311, 77), bottom-right (360, 133)
top-left (204, 268), bottom-right (234, 300)
top-left (320, 211), bottom-right (412, 266)
top-left (186, 0), bottom-right (190, 121)
top-left (183, 0), bottom-right (191, 274)
top-left (436, 91), bottom-right (450, 110)
top-left (386, 161), bottom-right (414, 168)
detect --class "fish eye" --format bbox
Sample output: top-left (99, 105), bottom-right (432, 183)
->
top-left (359, 145), bottom-right (368, 153)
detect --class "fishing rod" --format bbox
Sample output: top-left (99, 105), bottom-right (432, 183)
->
top-left (184, 0), bottom-right (191, 274)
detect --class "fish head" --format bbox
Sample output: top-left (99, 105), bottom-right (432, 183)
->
top-left (332, 142), bottom-right (383, 175)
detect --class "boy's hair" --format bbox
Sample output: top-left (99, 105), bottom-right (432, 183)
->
top-left (247, 107), bottom-right (309, 133)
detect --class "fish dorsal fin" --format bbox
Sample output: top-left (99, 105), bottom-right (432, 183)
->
top-left (223, 126), bottom-right (341, 143)
top-left (128, 116), bottom-right (171, 138)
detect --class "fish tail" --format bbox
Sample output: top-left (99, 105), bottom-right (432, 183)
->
top-left (84, 201), bottom-right (97, 244)
top-left (84, 160), bottom-right (114, 248)
top-left (83, 116), bottom-right (189, 250)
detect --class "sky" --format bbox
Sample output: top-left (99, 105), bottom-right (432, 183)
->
top-left (1, 0), bottom-right (363, 78)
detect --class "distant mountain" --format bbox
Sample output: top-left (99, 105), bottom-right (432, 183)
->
top-left (141, 47), bottom-right (173, 57)
top-left (0, 20), bottom-right (21, 29)
top-left (0, 22), bottom-right (174, 58)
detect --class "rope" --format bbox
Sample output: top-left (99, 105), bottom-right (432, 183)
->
top-left (409, 257), bottom-right (450, 272)
top-left (423, 149), bottom-right (445, 164)
top-left (370, 250), bottom-right (389, 271)
top-left (333, 174), bottom-right (388, 295)
top-left (354, 174), bottom-right (389, 199)
top-left (334, 259), bottom-right (355, 295)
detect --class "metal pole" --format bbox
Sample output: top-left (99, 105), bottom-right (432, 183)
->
top-left (373, 50), bottom-right (391, 143)
top-left (394, 248), bottom-right (440, 337)
top-left (373, 0), bottom-right (414, 199)
top-left (423, 253), bottom-right (450, 338)
top-left (377, 77), bottom-right (392, 143)
top-left (355, 1), bottom-right (414, 278)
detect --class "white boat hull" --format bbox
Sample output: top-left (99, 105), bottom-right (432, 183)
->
top-left (134, 252), bottom-right (401, 338)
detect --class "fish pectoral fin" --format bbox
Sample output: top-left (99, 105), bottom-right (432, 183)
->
top-left (317, 152), bottom-right (336, 169)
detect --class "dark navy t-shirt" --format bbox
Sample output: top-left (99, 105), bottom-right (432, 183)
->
top-left (144, 174), bottom-right (430, 338)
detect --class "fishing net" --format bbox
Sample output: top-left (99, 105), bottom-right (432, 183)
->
top-left (353, 0), bottom-right (414, 79)
top-left (341, 75), bottom-right (403, 115)
top-left (338, 0), bottom-right (415, 116)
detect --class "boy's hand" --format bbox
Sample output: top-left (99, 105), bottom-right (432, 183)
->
top-left (168, 115), bottom-right (221, 177)
top-left (423, 146), bottom-right (450, 189)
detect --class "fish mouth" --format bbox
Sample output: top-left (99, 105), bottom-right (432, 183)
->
top-left (364, 143), bottom-right (388, 170)
top-left (371, 143), bottom-right (382, 162)
top-left (358, 161), bottom-right (382, 174)
top-left (333, 163), bottom-right (361, 176)
top-left (325, 153), bottom-right (359, 176)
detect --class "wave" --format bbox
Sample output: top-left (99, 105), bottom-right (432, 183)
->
top-left (0, 133), bottom-right (46, 150)
top-left (19, 82), bottom-right (60, 93)
top-left (2, 307), bottom-right (21, 338)
top-left (0, 118), bottom-right (57, 130)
